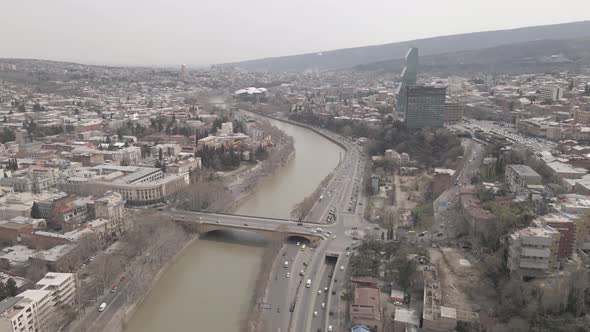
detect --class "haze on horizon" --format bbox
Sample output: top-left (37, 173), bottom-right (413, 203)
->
top-left (2, 0), bottom-right (590, 67)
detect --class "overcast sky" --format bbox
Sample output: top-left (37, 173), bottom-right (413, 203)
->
top-left (2, 0), bottom-right (589, 67)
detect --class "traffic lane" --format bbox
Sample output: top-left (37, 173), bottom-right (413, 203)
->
top-left (267, 243), bottom-right (300, 332)
top-left (310, 261), bottom-right (335, 332)
top-left (291, 240), bottom-right (329, 332)
top-left (83, 277), bottom-right (130, 332)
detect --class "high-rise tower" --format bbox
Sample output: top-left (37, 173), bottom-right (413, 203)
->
top-left (396, 47), bottom-right (419, 115)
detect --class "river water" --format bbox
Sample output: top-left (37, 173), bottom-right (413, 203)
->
top-left (124, 118), bottom-right (344, 332)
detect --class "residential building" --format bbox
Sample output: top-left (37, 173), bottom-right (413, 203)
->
top-left (18, 289), bottom-right (54, 331)
top-left (405, 86), bottom-right (446, 129)
top-left (92, 191), bottom-right (125, 229)
top-left (574, 110), bottom-right (590, 126)
top-left (536, 214), bottom-right (576, 259)
top-left (508, 226), bottom-right (561, 280)
top-left (35, 273), bottom-right (76, 307)
top-left (0, 297), bottom-right (39, 332)
top-left (539, 86), bottom-right (563, 102)
top-left (505, 164), bottom-right (542, 193)
top-left (221, 122), bottom-right (233, 135)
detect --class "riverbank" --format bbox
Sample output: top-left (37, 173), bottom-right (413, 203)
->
top-left (116, 234), bottom-right (200, 331)
top-left (92, 120), bottom-right (296, 331)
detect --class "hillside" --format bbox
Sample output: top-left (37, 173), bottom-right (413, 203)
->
top-left (225, 21), bottom-right (590, 72)
top-left (355, 37), bottom-right (590, 75)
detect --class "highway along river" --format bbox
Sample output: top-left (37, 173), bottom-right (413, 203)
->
top-left (124, 118), bottom-right (345, 332)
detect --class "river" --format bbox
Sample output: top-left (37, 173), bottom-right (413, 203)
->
top-left (124, 118), bottom-right (344, 332)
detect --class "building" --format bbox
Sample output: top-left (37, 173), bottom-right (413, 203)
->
top-left (405, 86), bottom-right (447, 129)
top-left (539, 87), bottom-right (563, 102)
top-left (221, 122), bottom-right (233, 135)
top-left (18, 289), bottom-right (54, 331)
top-left (443, 102), bottom-right (463, 124)
top-left (505, 165), bottom-right (543, 193)
top-left (574, 110), bottom-right (590, 126)
top-left (350, 277), bottom-right (382, 331)
top-left (92, 192), bottom-right (125, 222)
top-left (508, 226), bottom-right (561, 280)
top-left (422, 269), bottom-right (478, 332)
top-left (59, 165), bottom-right (190, 206)
top-left (35, 273), bottom-right (76, 307)
top-left (396, 48), bottom-right (418, 115)
top-left (536, 214), bottom-right (576, 259)
top-left (0, 296), bottom-right (40, 332)
top-left (180, 64), bottom-right (187, 81)
top-left (393, 308), bottom-right (419, 332)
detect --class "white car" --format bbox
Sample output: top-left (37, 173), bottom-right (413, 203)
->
top-left (286, 273), bottom-right (290, 278)
top-left (313, 311), bottom-right (318, 317)
top-left (340, 265), bottom-right (345, 271)
top-left (296, 242), bottom-right (300, 246)
top-left (321, 302), bottom-right (326, 309)
top-left (318, 290), bottom-right (322, 295)
top-left (346, 251), bottom-right (350, 257)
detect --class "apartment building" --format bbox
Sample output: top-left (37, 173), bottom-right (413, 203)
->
top-left (505, 164), bottom-right (542, 193)
top-left (18, 289), bottom-right (54, 331)
top-left (536, 214), bottom-right (576, 259)
top-left (508, 226), bottom-right (561, 280)
top-left (0, 297), bottom-right (39, 332)
top-left (35, 273), bottom-right (76, 307)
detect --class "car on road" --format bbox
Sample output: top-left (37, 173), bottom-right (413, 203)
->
top-left (286, 272), bottom-right (290, 278)
top-left (306, 279), bottom-right (311, 287)
top-left (111, 285), bottom-right (117, 293)
top-left (346, 251), bottom-right (350, 257)
top-left (328, 325), bottom-right (333, 332)
top-left (318, 290), bottom-right (322, 295)
top-left (296, 242), bottom-right (300, 246)
top-left (301, 244), bottom-right (306, 251)
top-left (313, 311), bottom-right (318, 317)
top-left (340, 265), bottom-right (345, 271)
top-left (283, 261), bottom-right (289, 268)
top-left (332, 235), bottom-right (336, 239)
top-left (216, 220), bottom-right (221, 224)
top-left (324, 287), bottom-right (328, 292)
top-left (321, 302), bottom-right (326, 309)
top-left (98, 302), bottom-right (107, 312)
top-left (300, 270), bottom-right (306, 276)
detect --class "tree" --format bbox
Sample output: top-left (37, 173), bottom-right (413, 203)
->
top-left (0, 282), bottom-right (6, 301)
top-left (30, 202), bottom-right (42, 219)
top-left (5, 279), bottom-right (17, 297)
top-left (394, 254), bottom-right (416, 291)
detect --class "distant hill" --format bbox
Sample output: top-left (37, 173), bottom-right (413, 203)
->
top-left (355, 37), bottom-right (590, 75)
top-left (225, 21), bottom-right (590, 72)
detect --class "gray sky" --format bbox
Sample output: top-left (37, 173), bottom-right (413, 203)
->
top-left (2, 0), bottom-right (589, 66)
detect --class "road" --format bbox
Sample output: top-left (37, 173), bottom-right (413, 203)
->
top-left (432, 139), bottom-right (486, 242)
